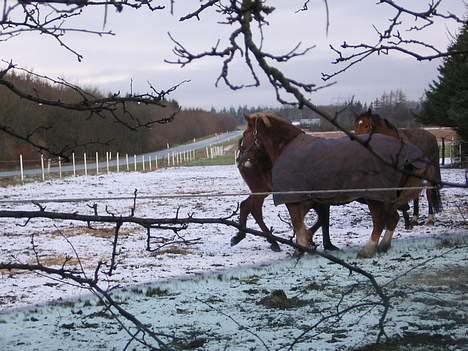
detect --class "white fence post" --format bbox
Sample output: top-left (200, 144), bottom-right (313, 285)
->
top-left (134, 154), bottom-right (137, 171)
top-left (47, 159), bottom-right (51, 175)
top-left (58, 157), bottom-right (62, 179)
top-left (106, 152), bottom-right (110, 175)
top-left (72, 153), bottom-right (76, 177)
top-left (142, 155), bottom-right (146, 171)
top-left (155, 155), bottom-right (158, 169)
top-left (116, 152), bottom-right (120, 173)
top-left (95, 151), bottom-right (99, 175)
top-left (84, 153), bottom-right (88, 176)
top-left (126, 154), bottom-right (129, 171)
top-left (40, 154), bottom-right (45, 181)
top-left (19, 154), bottom-right (24, 182)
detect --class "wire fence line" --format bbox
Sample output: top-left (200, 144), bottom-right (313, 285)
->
top-left (0, 186), bottom-right (440, 205)
top-left (0, 131), bottom-right (242, 180)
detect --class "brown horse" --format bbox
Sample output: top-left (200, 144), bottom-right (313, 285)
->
top-left (354, 110), bottom-right (442, 226)
top-left (234, 136), bottom-right (338, 251)
top-left (242, 112), bottom-right (435, 258)
top-left (233, 136), bottom-right (280, 252)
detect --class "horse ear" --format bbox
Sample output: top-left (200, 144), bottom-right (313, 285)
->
top-left (259, 113), bottom-right (272, 128)
top-left (367, 108), bottom-right (372, 115)
top-left (244, 114), bottom-right (255, 127)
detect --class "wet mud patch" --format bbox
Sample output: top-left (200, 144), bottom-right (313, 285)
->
top-left (257, 289), bottom-right (309, 309)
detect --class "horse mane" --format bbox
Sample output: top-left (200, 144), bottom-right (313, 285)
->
top-left (255, 111), bottom-right (303, 140)
top-left (245, 112), bottom-right (303, 159)
top-left (369, 112), bottom-right (399, 136)
top-left (256, 111), bottom-right (292, 125)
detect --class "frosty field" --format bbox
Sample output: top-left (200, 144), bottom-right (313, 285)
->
top-left (0, 165), bottom-right (467, 350)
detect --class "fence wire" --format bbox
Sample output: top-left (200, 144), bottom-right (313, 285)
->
top-left (0, 186), bottom-right (439, 205)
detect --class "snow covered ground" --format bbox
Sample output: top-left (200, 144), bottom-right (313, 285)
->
top-left (0, 166), bottom-right (467, 350)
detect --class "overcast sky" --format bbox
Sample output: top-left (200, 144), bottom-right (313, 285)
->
top-left (2, 1), bottom-right (466, 109)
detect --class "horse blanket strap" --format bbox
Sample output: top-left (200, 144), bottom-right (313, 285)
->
top-left (272, 133), bottom-right (426, 205)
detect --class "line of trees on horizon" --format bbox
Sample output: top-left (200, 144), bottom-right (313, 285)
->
top-left (0, 72), bottom-right (238, 164)
top-left (212, 89), bottom-right (422, 131)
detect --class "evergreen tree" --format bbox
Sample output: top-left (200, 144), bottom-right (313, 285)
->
top-left (418, 17), bottom-right (468, 141)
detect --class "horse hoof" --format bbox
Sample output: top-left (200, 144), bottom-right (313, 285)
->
top-left (292, 248), bottom-right (304, 258)
top-left (270, 242), bottom-right (281, 252)
top-left (230, 234), bottom-right (245, 247)
top-left (324, 244), bottom-right (340, 251)
top-left (357, 241), bottom-right (377, 258)
top-left (357, 251), bottom-right (373, 259)
top-left (377, 243), bottom-right (391, 253)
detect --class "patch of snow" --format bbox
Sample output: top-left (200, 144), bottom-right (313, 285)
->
top-left (0, 166), bottom-right (467, 350)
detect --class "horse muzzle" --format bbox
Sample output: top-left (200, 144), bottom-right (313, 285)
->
top-left (238, 158), bottom-right (254, 169)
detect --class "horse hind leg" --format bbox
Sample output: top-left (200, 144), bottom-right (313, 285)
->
top-left (425, 188), bottom-right (437, 225)
top-left (378, 210), bottom-right (399, 253)
top-left (358, 200), bottom-right (386, 258)
top-left (287, 203), bottom-right (312, 257)
top-left (411, 197), bottom-right (420, 226)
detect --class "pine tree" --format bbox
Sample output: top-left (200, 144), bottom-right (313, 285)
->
top-left (418, 17), bottom-right (468, 141)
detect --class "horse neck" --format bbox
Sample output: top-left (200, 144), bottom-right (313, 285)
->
top-left (262, 125), bottom-right (302, 162)
top-left (373, 119), bottom-right (400, 139)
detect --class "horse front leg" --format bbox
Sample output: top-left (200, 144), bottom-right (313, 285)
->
top-left (358, 200), bottom-right (386, 258)
top-left (250, 195), bottom-right (280, 252)
top-left (231, 196), bottom-right (254, 247)
top-left (287, 203), bottom-right (312, 257)
top-left (398, 203), bottom-right (412, 230)
top-left (316, 205), bottom-right (339, 250)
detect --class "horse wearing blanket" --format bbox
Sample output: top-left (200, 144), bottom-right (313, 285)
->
top-left (242, 112), bottom-right (438, 258)
top-left (353, 110), bottom-right (442, 227)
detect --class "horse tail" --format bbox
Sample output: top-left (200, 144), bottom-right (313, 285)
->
top-left (426, 162), bottom-right (443, 213)
top-left (431, 137), bottom-right (443, 213)
top-left (430, 183), bottom-right (443, 213)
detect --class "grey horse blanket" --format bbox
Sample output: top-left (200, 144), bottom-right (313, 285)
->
top-left (272, 133), bottom-right (426, 205)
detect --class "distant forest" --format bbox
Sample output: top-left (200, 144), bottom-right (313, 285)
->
top-left (0, 71), bottom-right (425, 165)
top-left (215, 89), bottom-right (422, 131)
top-left (0, 73), bottom-right (238, 163)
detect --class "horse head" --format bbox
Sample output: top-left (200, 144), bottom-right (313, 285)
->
top-left (238, 114), bottom-right (270, 169)
top-left (243, 112), bottom-right (303, 162)
top-left (353, 109), bottom-right (375, 135)
top-left (354, 110), bottom-right (400, 138)
top-left (236, 134), bottom-right (268, 170)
